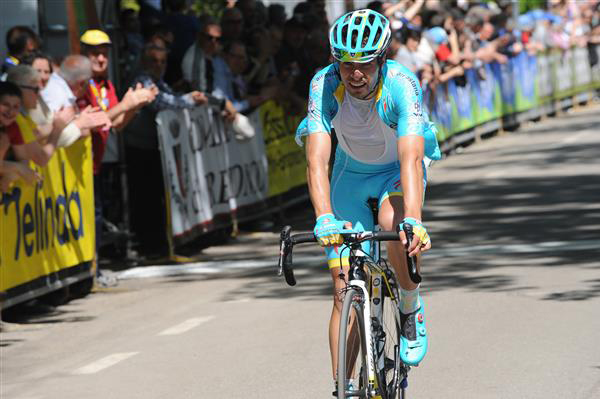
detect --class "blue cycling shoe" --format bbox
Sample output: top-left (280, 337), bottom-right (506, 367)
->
top-left (399, 297), bottom-right (428, 366)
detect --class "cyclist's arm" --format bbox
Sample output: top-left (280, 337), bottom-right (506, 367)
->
top-left (397, 135), bottom-right (425, 222)
top-left (391, 68), bottom-right (430, 251)
top-left (306, 132), bottom-right (333, 218)
top-left (302, 66), bottom-right (338, 218)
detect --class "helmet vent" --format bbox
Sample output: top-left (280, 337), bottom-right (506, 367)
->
top-left (373, 27), bottom-right (382, 45)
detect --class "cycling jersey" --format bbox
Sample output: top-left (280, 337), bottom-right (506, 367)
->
top-left (297, 60), bottom-right (440, 268)
top-left (296, 60), bottom-right (441, 163)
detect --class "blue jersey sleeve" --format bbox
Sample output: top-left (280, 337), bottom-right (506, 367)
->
top-left (295, 65), bottom-right (339, 146)
top-left (388, 67), bottom-right (426, 138)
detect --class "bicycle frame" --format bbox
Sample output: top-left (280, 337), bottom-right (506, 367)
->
top-left (343, 239), bottom-right (398, 398)
top-left (277, 226), bottom-right (415, 398)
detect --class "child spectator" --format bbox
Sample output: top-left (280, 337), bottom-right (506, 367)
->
top-left (0, 81), bottom-right (40, 190)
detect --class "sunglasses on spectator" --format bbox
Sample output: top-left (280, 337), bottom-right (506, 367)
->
top-left (202, 33), bottom-right (221, 43)
top-left (19, 85), bottom-right (40, 94)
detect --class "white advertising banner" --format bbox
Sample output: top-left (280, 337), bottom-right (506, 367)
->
top-left (156, 106), bottom-right (268, 242)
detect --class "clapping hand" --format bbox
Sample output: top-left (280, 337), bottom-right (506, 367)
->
top-left (76, 106), bottom-right (112, 133)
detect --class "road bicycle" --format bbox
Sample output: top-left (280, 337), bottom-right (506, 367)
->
top-left (278, 205), bottom-right (421, 399)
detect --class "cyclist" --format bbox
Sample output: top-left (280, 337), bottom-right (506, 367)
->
top-left (295, 9), bottom-right (441, 389)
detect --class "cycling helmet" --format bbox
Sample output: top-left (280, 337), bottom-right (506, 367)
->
top-left (329, 9), bottom-right (392, 63)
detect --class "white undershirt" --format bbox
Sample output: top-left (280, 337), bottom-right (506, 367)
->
top-left (332, 92), bottom-right (398, 164)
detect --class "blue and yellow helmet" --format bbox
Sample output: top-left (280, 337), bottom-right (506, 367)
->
top-left (329, 9), bottom-right (392, 63)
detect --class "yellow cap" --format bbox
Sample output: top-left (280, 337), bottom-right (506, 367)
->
top-left (121, 0), bottom-right (141, 12)
top-left (80, 29), bottom-right (112, 46)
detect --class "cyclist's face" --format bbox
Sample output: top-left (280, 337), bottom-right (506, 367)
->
top-left (339, 60), bottom-right (379, 99)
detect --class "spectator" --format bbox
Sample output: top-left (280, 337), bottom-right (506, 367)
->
top-left (20, 53), bottom-right (97, 149)
top-left (243, 26), bottom-right (280, 95)
top-left (213, 40), bottom-right (277, 114)
top-left (182, 18), bottom-right (221, 94)
top-left (120, 7), bottom-right (145, 82)
top-left (268, 3), bottom-right (287, 28)
top-left (304, 26), bottom-right (331, 74)
top-left (182, 18), bottom-right (238, 119)
top-left (121, 7), bottom-right (145, 57)
top-left (79, 29), bottom-right (157, 173)
top-left (395, 25), bottom-right (425, 74)
top-left (123, 43), bottom-right (207, 257)
top-left (220, 7), bottom-right (245, 45)
top-left (2, 26), bottom-right (40, 76)
top-left (0, 81), bottom-right (40, 191)
top-left (21, 52), bottom-right (52, 88)
top-left (275, 17), bottom-right (310, 97)
top-left (40, 54), bottom-right (107, 124)
top-left (306, 0), bottom-right (328, 27)
top-left (6, 65), bottom-right (72, 167)
top-left (236, 0), bottom-right (259, 34)
top-left (79, 29), bottom-right (157, 285)
top-left (163, 0), bottom-right (201, 85)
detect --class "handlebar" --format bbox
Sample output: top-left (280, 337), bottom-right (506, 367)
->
top-left (277, 226), bottom-right (419, 286)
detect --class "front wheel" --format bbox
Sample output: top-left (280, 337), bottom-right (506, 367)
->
top-left (377, 276), bottom-right (403, 399)
top-left (337, 287), bottom-right (369, 399)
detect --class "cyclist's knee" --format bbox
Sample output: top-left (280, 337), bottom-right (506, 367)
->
top-left (331, 269), bottom-right (346, 309)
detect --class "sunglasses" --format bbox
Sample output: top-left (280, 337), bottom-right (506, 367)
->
top-left (19, 84), bottom-right (40, 94)
top-left (202, 33), bottom-right (221, 43)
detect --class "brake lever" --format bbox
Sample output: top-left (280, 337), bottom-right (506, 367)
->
top-left (401, 223), bottom-right (422, 284)
top-left (278, 226), bottom-right (292, 277)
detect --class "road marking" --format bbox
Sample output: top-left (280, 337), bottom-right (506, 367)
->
top-left (224, 298), bottom-right (251, 304)
top-left (158, 316), bottom-right (214, 336)
top-left (484, 170), bottom-right (505, 179)
top-left (73, 352), bottom-right (138, 375)
top-left (560, 130), bottom-right (591, 145)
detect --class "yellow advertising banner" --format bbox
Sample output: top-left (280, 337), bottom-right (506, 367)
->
top-left (0, 138), bottom-right (95, 293)
top-left (259, 100), bottom-right (307, 197)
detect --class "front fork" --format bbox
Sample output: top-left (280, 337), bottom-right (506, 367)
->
top-left (348, 278), bottom-right (381, 398)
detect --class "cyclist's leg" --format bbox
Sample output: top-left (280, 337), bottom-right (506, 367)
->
top-left (327, 155), bottom-right (377, 380)
top-left (377, 195), bottom-right (418, 291)
top-left (326, 205), bottom-right (373, 380)
top-left (378, 170), bottom-right (428, 366)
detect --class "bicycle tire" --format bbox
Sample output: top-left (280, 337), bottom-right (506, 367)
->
top-left (377, 270), bottom-right (403, 399)
top-left (337, 287), bottom-right (369, 399)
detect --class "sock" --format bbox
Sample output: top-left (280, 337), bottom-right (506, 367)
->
top-left (400, 285), bottom-right (420, 314)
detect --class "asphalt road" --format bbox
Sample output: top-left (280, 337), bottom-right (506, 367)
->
top-left (2, 104), bottom-right (599, 399)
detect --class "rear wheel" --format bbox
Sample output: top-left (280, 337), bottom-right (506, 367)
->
top-left (337, 287), bottom-right (369, 399)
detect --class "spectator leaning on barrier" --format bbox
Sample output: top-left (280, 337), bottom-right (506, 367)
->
top-left (41, 54), bottom-right (111, 129)
top-left (5, 65), bottom-right (76, 167)
top-left (182, 17), bottom-right (237, 120)
top-left (213, 40), bottom-right (277, 114)
top-left (79, 29), bottom-right (158, 284)
top-left (123, 43), bottom-right (207, 257)
top-left (80, 29), bottom-right (157, 174)
top-left (0, 81), bottom-right (41, 191)
top-left (182, 17), bottom-right (221, 94)
top-left (20, 53), bottom-right (104, 150)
